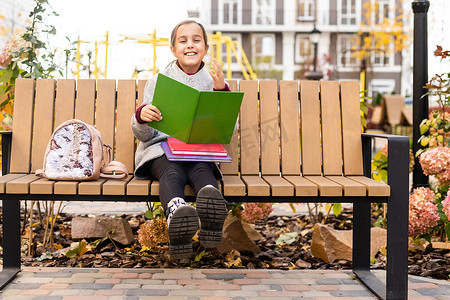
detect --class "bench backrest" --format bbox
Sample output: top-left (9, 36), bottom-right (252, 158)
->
top-left (11, 78), bottom-right (363, 177)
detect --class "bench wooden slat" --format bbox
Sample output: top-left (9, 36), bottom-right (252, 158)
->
top-left (326, 176), bottom-right (366, 196)
top-left (31, 79), bottom-right (56, 172)
top-left (220, 80), bottom-right (239, 175)
top-left (321, 81), bottom-right (343, 175)
top-left (96, 80), bottom-right (116, 148)
top-left (279, 81), bottom-right (301, 176)
top-left (260, 80), bottom-right (280, 175)
top-left (137, 79), bottom-right (147, 106)
top-left (262, 176), bottom-right (294, 196)
top-left (126, 177), bottom-right (150, 195)
top-left (116, 80), bottom-right (136, 174)
top-left (221, 175), bottom-right (246, 196)
top-left (347, 176), bottom-right (390, 196)
top-left (241, 175), bottom-right (270, 196)
top-left (304, 176), bottom-right (342, 196)
top-left (280, 81), bottom-right (301, 175)
top-left (340, 81), bottom-right (364, 175)
top-left (6, 174), bottom-right (41, 194)
top-left (30, 178), bottom-right (54, 194)
top-left (103, 176), bottom-right (134, 195)
top-left (150, 181), bottom-right (195, 197)
top-left (239, 80), bottom-right (260, 175)
top-left (54, 79), bottom-right (76, 127)
top-left (0, 174), bottom-right (27, 193)
top-left (54, 181), bottom-right (78, 194)
top-left (75, 79), bottom-right (96, 124)
top-left (79, 179), bottom-right (106, 195)
top-left (283, 176), bottom-right (318, 196)
top-left (10, 79), bottom-right (35, 173)
top-left (300, 81), bottom-right (322, 175)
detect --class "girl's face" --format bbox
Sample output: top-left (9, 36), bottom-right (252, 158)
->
top-left (170, 23), bottom-right (209, 73)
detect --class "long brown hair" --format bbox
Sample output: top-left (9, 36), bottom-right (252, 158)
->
top-left (170, 20), bottom-right (208, 47)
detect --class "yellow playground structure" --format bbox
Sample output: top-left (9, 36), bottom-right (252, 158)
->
top-left (73, 30), bottom-right (257, 80)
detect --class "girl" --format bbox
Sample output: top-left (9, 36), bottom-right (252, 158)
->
top-left (131, 20), bottom-right (229, 259)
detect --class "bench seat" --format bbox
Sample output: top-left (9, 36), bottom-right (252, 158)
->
top-left (0, 78), bottom-right (409, 300)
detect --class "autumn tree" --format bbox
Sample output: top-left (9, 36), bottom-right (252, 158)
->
top-left (349, 0), bottom-right (412, 92)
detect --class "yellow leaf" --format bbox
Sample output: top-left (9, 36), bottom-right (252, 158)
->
top-left (53, 243), bottom-right (63, 250)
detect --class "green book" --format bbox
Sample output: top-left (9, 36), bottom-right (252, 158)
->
top-left (148, 73), bottom-right (244, 144)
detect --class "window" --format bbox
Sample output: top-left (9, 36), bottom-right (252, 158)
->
top-left (374, 0), bottom-right (391, 25)
top-left (253, 34), bottom-right (275, 65)
top-left (222, 0), bottom-right (239, 25)
top-left (220, 33), bottom-right (242, 66)
top-left (338, 35), bottom-right (358, 67)
top-left (372, 42), bottom-right (392, 66)
top-left (295, 35), bottom-right (312, 63)
top-left (253, 0), bottom-right (275, 25)
top-left (339, 0), bottom-right (357, 25)
top-left (297, 0), bottom-right (315, 21)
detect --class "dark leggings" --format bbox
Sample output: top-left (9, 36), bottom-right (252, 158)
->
top-left (148, 155), bottom-right (218, 211)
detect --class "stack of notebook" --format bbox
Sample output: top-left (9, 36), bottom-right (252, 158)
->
top-left (161, 137), bottom-right (232, 163)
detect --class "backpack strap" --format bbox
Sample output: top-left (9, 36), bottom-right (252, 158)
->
top-left (100, 161), bottom-right (129, 179)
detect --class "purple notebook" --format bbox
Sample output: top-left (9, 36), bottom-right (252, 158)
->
top-left (161, 142), bottom-right (232, 163)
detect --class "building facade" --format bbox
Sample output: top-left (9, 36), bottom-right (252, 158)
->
top-left (196, 0), bottom-right (412, 97)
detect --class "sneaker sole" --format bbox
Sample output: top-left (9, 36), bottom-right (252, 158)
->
top-left (167, 205), bottom-right (199, 259)
top-left (196, 187), bottom-right (227, 248)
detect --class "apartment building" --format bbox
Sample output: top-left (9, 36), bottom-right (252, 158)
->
top-left (196, 0), bottom-right (412, 96)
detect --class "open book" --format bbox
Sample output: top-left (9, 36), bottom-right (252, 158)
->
top-left (148, 73), bottom-right (243, 144)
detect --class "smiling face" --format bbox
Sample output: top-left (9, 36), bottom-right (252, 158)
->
top-left (170, 22), bottom-right (209, 73)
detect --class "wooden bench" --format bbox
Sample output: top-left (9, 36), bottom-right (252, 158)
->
top-left (0, 78), bottom-right (410, 299)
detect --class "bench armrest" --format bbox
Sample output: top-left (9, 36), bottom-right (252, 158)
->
top-left (361, 133), bottom-right (410, 187)
top-left (0, 131), bottom-right (12, 175)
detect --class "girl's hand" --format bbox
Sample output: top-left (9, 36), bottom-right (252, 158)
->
top-left (140, 104), bottom-right (162, 122)
top-left (208, 58), bottom-right (226, 90)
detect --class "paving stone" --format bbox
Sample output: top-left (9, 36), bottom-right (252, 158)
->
top-left (112, 284), bottom-right (141, 289)
top-left (315, 278), bottom-right (342, 285)
top-left (269, 284), bottom-right (283, 291)
top-left (21, 289), bottom-right (51, 296)
top-left (124, 269), bottom-right (164, 274)
top-left (95, 289), bottom-right (125, 296)
top-left (205, 273), bottom-right (245, 280)
top-left (52, 277), bottom-right (95, 284)
top-left (125, 289), bottom-right (169, 296)
top-left (240, 284), bottom-right (271, 291)
top-left (61, 268), bottom-right (100, 273)
top-left (32, 297), bottom-right (62, 300)
top-left (416, 288), bottom-right (450, 296)
top-left (72, 273), bottom-right (111, 279)
top-left (330, 289), bottom-right (376, 297)
top-left (122, 279), bottom-right (164, 285)
top-left (186, 297), bottom-right (200, 300)
top-left (68, 283), bottom-right (114, 290)
top-left (33, 272), bottom-right (73, 278)
top-left (5, 283), bottom-right (41, 290)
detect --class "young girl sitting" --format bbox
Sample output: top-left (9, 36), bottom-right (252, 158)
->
top-left (131, 20), bottom-right (229, 259)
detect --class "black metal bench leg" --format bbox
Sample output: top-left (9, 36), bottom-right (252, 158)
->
top-left (353, 202), bottom-right (387, 299)
top-left (0, 200), bottom-right (21, 288)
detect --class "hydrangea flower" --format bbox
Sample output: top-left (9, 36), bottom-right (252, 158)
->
top-left (442, 190), bottom-right (450, 220)
top-left (241, 203), bottom-right (273, 223)
top-left (419, 147), bottom-right (450, 175)
top-left (137, 218), bottom-right (169, 248)
top-left (419, 147), bottom-right (450, 186)
top-left (409, 187), bottom-right (440, 237)
top-left (0, 29), bottom-right (31, 67)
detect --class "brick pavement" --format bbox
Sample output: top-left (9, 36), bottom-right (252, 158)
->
top-left (1, 268), bottom-right (449, 299)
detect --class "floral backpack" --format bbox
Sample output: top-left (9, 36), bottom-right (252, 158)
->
top-left (35, 119), bottom-right (128, 181)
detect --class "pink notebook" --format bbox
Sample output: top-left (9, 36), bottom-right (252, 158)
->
top-left (167, 137), bottom-right (228, 157)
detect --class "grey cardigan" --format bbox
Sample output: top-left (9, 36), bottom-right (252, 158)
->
top-left (131, 62), bottom-right (222, 179)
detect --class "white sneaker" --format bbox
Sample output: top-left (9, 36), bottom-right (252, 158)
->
top-left (166, 197), bottom-right (199, 259)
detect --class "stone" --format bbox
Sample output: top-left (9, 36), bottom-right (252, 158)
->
top-left (310, 223), bottom-right (387, 263)
top-left (241, 221), bottom-right (263, 241)
top-left (217, 216), bottom-right (261, 254)
top-left (71, 216), bottom-right (135, 245)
